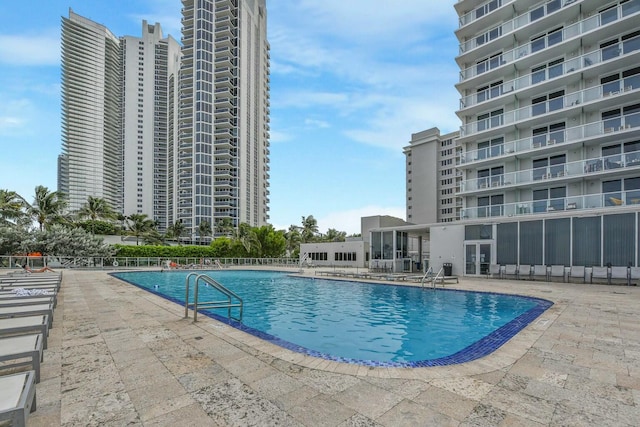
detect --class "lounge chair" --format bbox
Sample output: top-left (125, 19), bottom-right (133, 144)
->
top-left (0, 304), bottom-right (54, 327)
top-left (531, 265), bottom-right (548, 281)
top-left (610, 266), bottom-right (629, 285)
top-left (0, 315), bottom-right (50, 349)
top-left (0, 334), bottom-right (44, 382)
top-left (590, 266), bottom-right (610, 284)
top-left (488, 264), bottom-right (503, 279)
top-left (0, 296), bottom-right (55, 309)
top-left (0, 370), bottom-right (37, 427)
top-left (549, 265), bottom-right (566, 282)
top-left (0, 291), bottom-right (57, 308)
top-left (568, 266), bottom-right (585, 283)
top-left (504, 264), bottom-right (519, 279)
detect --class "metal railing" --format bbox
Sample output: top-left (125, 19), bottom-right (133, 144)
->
top-left (184, 272), bottom-right (243, 322)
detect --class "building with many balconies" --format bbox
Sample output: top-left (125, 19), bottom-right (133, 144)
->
top-left (177, 0), bottom-right (271, 241)
top-left (448, 0), bottom-right (640, 276)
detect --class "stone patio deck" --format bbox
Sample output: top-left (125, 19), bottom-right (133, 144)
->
top-left (27, 269), bottom-right (640, 426)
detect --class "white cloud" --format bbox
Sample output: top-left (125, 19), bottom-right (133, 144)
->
top-left (0, 32), bottom-right (59, 66)
top-left (304, 118), bottom-right (330, 129)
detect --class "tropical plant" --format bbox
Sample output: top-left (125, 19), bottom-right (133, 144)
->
top-left (300, 215), bottom-right (319, 243)
top-left (198, 220), bottom-right (211, 245)
top-left (233, 223), bottom-right (259, 255)
top-left (0, 189), bottom-right (29, 227)
top-left (324, 228), bottom-right (346, 242)
top-left (77, 196), bottom-right (116, 234)
top-left (253, 225), bottom-right (286, 257)
top-left (167, 220), bottom-right (186, 245)
top-left (35, 224), bottom-right (113, 257)
top-left (125, 213), bottom-right (156, 245)
top-left (215, 217), bottom-right (234, 236)
top-left (29, 186), bottom-right (67, 231)
top-left (284, 225), bottom-right (301, 257)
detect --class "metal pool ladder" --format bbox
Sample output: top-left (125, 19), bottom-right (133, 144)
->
top-left (184, 273), bottom-right (243, 322)
top-left (421, 266), bottom-right (445, 289)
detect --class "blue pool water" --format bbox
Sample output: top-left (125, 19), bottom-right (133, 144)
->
top-left (112, 270), bottom-right (552, 367)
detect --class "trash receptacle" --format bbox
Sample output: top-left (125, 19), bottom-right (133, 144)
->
top-left (443, 262), bottom-right (452, 276)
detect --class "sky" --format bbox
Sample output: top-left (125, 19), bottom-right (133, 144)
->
top-left (0, 0), bottom-right (460, 235)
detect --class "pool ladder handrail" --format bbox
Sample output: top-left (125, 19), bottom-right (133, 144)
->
top-left (184, 273), bottom-right (243, 322)
top-left (421, 267), bottom-right (445, 289)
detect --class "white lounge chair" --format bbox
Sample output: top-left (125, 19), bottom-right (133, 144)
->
top-left (0, 334), bottom-right (44, 383)
top-left (0, 304), bottom-right (54, 327)
top-left (0, 315), bottom-right (50, 349)
top-left (0, 297), bottom-right (54, 308)
top-left (0, 370), bottom-right (37, 427)
top-left (549, 265), bottom-right (566, 282)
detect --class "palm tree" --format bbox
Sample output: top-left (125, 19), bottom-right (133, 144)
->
top-left (285, 225), bottom-right (301, 256)
top-left (30, 186), bottom-right (67, 231)
top-left (215, 217), bottom-right (234, 237)
top-left (198, 220), bottom-right (211, 245)
top-left (234, 223), bottom-right (259, 255)
top-left (126, 213), bottom-right (156, 245)
top-left (0, 189), bottom-right (28, 226)
top-left (324, 228), bottom-right (346, 242)
top-left (167, 220), bottom-right (186, 245)
top-left (300, 215), bottom-right (319, 243)
top-left (78, 196), bottom-right (117, 234)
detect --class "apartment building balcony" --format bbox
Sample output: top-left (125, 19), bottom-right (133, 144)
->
top-left (459, 148), bottom-right (640, 194)
top-left (459, 83), bottom-right (640, 139)
top-left (215, 138), bottom-right (234, 148)
top-left (214, 169), bottom-right (236, 179)
top-left (214, 189), bottom-right (237, 197)
top-left (214, 118), bottom-right (232, 128)
top-left (215, 76), bottom-right (233, 88)
top-left (459, 34), bottom-right (640, 111)
top-left (214, 55), bottom-right (234, 69)
top-left (457, 0), bottom-right (581, 53)
top-left (456, 0), bottom-right (515, 32)
top-left (214, 66), bottom-right (235, 78)
top-left (215, 36), bottom-right (235, 49)
top-left (214, 46), bottom-right (234, 58)
top-left (214, 148), bottom-right (233, 158)
top-left (214, 200), bottom-right (237, 208)
top-left (213, 98), bottom-right (232, 110)
top-left (215, 5), bottom-right (236, 17)
top-left (458, 3), bottom-right (640, 83)
top-left (461, 189), bottom-right (640, 220)
top-left (214, 179), bottom-right (235, 188)
top-left (215, 107), bottom-right (233, 118)
top-left (215, 25), bottom-right (236, 39)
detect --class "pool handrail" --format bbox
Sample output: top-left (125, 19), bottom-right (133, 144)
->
top-left (184, 273), bottom-right (243, 322)
top-left (421, 267), bottom-right (446, 289)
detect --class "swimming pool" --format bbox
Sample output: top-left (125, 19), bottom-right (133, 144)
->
top-left (112, 270), bottom-right (552, 367)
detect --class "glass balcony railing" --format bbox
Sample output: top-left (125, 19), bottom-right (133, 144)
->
top-left (460, 32), bottom-right (640, 109)
top-left (461, 79), bottom-right (640, 137)
top-left (459, 0), bottom-right (514, 28)
top-left (459, 0), bottom-right (578, 54)
top-left (460, 148), bottom-right (640, 193)
top-left (461, 189), bottom-right (640, 219)
top-left (459, 4), bottom-right (640, 81)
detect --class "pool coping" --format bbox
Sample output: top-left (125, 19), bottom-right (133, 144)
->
top-left (110, 270), bottom-right (554, 370)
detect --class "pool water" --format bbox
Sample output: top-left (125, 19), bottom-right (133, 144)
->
top-left (112, 270), bottom-right (552, 367)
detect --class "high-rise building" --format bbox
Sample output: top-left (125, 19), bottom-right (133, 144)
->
top-left (404, 128), bottom-right (461, 225)
top-left (60, 9), bottom-right (122, 213)
top-left (121, 21), bottom-right (181, 231)
top-left (178, 0), bottom-right (271, 240)
top-left (452, 0), bottom-right (640, 272)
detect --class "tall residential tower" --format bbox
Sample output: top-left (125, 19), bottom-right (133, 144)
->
top-left (178, 0), bottom-right (271, 240)
top-left (60, 9), bottom-right (122, 213)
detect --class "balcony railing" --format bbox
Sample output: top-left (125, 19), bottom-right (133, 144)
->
top-left (459, 32), bottom-right (640, 109)
top-left (461, 190), bottom-right (640, 219)
top-left (461, 79), bottom-right (640, 137)
top-left (458, 0), bottom-right (515, 28)
top-left (459, 0), bottom-right (579, 54)
top-left (460, 148), bottom-right (640, 193)
top-left (459, 4), bottom-right (640, 82)
top-left (460, 111), bottom-right (640, 165)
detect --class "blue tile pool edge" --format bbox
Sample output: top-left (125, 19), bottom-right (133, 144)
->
top-left (110, 271), bottom-right (554, 368)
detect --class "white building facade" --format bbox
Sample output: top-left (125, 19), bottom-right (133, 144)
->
top-left (178, 0), bottom-right (271, 241)
top-left (121, 22), bottom-right (181, 231)
top-left (452, 0), bottom-right (640, 276)
top-left (60, 9), bottom-right (122, 213)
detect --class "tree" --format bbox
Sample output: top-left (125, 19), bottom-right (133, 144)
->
top-left (167, 220), bottom-right (186, 245)
top-left (78, 196), bottom-right (117, 234)
top-left (300, 215), bottom-right (319, 243)
top-left (198, 220), bottom-right (211, 245)
top-left (254, 225), bottom-right (286, 257)
top-left (29, 186), bottom-right (67, 231)
top-left (284, 225), bottom-right (301, 257)
top-left (215, 217), bottom-right (234, 236)
top-left (0, 189), bottom-right (28, 227)
top-left (324, 228), bottom-right (346, 242)
top-left (233, 223), bottom-right (259, 255)
top-left (126, 214), bottom-right (156, 245)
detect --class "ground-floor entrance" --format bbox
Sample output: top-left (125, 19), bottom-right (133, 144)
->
top-left (465, 241), bottom-right (492, 276)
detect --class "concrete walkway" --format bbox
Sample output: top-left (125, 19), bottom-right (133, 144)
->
top-left (28, 269), bottom-right (640, 426)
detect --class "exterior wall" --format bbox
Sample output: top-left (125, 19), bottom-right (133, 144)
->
top-left (60, 9), bottom-right (122, 214)
top-left (404, 128), bottom-right (461, 224)
top-left (122, 22), bottom-right (180, 231)
top-left (429, 224), bottom-right (465, 275)
top-left (178, 0), bottom-right (270, 239)
top-left (300, 241), bottom-right (367, 268)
